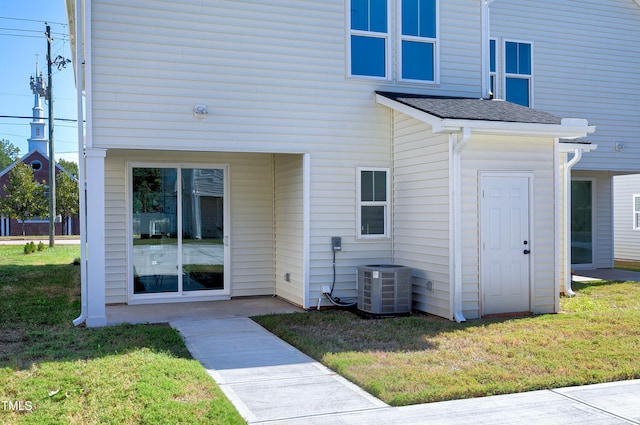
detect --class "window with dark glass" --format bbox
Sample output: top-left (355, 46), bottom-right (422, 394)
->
top-left (350, 0), bottom-right (388, 78)
top-left (505, 41), bottom-right (532, 107)
top-left (400, 0), bottom-right (436, 82)
top-left (359, 169), bottom-right (388, 237)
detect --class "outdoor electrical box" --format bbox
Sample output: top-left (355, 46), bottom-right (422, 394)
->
top-left (331, 236), bottom-right (342, 251)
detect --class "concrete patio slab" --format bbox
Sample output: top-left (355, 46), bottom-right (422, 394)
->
top-left (573, 268), bottom-right (640, 282)
top-left (106, 296), bottom-right (303, 325)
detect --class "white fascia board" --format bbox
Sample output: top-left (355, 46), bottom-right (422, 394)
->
top-left (438, 119), bottom-right (595, 138)
top-left (558, 142), bottom-right (598, 153)
top-left (375, 93), bottom-right (445, 132)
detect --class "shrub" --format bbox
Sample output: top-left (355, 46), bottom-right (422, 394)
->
top-left (37, 241), bottom-right (45, 251)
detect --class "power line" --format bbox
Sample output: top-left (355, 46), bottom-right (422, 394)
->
top-left (0, 27), bottom-right (42, 34)
top-left (0, 16), bottom-right (67, 27)
top-left (0, 115), bottom-right (79, 123)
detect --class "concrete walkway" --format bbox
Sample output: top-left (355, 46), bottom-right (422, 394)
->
top-left (117, 298), bottom-right (638, 424)
top-left (171, 316), bottom-right (640, 424)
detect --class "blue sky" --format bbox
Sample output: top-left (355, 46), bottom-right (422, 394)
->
top-left (0, 1), bottom-right (78, 163)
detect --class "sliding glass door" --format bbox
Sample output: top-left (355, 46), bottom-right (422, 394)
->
top-left (571, 180), bottom-right (593, 267)
top-left (131, 165), bottom-right (228, 298)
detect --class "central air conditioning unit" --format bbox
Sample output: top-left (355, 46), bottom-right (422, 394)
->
top-left (357, 265), bottom-right (412, 315)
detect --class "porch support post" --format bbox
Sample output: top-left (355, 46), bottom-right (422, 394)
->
top-left (85, 148), bottom-right (107, 327)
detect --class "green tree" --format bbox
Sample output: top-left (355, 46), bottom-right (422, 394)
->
top-left (57, 159), bottom-right (78, 177)
top-left (56, 169), bottom-right (79, 235)
top-left (0, 162), bottom-right (47, 236)
top-left (0, 139), bottom-right (20, 170)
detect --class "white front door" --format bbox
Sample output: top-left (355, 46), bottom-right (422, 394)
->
top-left (480, 174), bottom-right (531, 315)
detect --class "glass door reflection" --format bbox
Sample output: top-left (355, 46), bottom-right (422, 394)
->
top-left (182, 168), bottom-right (225, 291)
top-left (132, 168), bottom-right (179, 294)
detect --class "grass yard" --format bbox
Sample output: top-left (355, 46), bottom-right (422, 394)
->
top-left (0, 245), bottom-right (244, 425)
top-left (254, 280), bottom-right (640, 406)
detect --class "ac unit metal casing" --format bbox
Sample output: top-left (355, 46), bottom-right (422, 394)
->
top-left (357, 265), bottom-right (412, 315)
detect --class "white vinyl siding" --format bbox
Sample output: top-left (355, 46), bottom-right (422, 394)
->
top-left (90, 0), bottom-right (484, 310)
top-left (490, 0), bottom-right (640, 172)
top-left (614, 174), bottom-right (640, 261)
top-left (89, 0), bottom-right (483, 155)
top-left (462, 135), bottom-right (557, 318)
top-left (391, 112), bottom-right (451, 318)
top-left (274, 154), bottom-right (305, 306)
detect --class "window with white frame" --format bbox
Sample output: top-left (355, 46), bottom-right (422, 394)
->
top-left (489, 38), bottom-right (497, 97)
top-left (504, 40), bottom-right (532, 107)
top-left (348, 0), bottom-right (438, 82)
top-left (400, 0), bottom-right (437, 82)
top-left (358, 168), bottom-right (390, 238)
top-left (349, 0), bottom-right (389, 78)
top-left (634, 195), bottom-right (640, 230)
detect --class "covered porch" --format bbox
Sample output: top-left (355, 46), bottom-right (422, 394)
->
top-left (81, 148), bottom-right (309, 327)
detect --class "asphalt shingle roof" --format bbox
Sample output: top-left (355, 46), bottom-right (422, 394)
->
top-left (376, 91), bottom-right (563, 125)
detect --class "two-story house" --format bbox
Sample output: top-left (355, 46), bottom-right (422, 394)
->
top-left (488, 0), bottom-right (640, 272)
top-left (66, 0), bottom-right (594, 327)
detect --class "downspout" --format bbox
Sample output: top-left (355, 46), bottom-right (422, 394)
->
top-left (451, 127), bottom-right (471, 322)
top-left (481, 0), bottom-right (490, 98)
top-left (73, 0), bottom-right (87, 326)
top-left (563, 149), bottom-right (583, 297)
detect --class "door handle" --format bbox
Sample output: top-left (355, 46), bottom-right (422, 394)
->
top-left (523, 249), bottom-right (530, 255)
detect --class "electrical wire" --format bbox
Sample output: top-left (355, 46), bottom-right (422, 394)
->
top-left (325, 248), bottom-right (357, 307)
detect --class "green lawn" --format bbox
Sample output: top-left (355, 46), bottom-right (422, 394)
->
top-left (254, 280), bottom-right (640, 406)
top-left (0, 245), bottom-right (244, 424)
top-left (4, 243), bottom-right (639, 420)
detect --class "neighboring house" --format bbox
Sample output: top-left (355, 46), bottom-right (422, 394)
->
top-left (489, 0), bottom-right (640, 270)
top-left (0, 70), bottom-right (79, 236)
top-left (613, 174), bottom-right (640, 262)
top-left (66, 0), bottom-right (596, 327)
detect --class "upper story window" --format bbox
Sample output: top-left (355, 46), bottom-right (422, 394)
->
top-left (400, 0), bottom-right (437, 82)
top-left (349, 0), bottom-right (389, 78)
top-left (348, 0), bottom-right (438, 83)
top-left (31, 161), bottom-right (42, 171)
top-left (504, 40), bottom-right (532, 107)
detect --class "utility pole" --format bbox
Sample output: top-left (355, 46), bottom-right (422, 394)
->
top-left (46, 23), bottom-right (55, 247)
top-left (43, 23), bottom-right (71, 247)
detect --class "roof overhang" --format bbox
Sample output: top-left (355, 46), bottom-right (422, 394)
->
top-left (375, 92), bottom-right (596, 139)
top-left (558, 141), bottom-right (598, 153)
top-left (64, 0), bottom-right (83, 89)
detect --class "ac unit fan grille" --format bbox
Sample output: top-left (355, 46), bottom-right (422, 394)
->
top-left (357, 265), bottom-right (412, 315)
